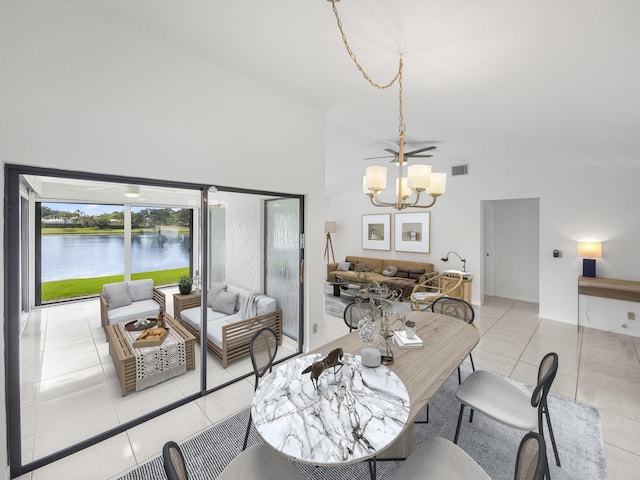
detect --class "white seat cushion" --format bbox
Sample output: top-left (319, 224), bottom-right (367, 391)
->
top-left (394, 437), bottom-right (490, 480)
top-left (411, 292), bottom-right (440, 301)
top-left (107, 299), bottom-right (159, 325)
top-left (456, 370), bottom-right (537, 431)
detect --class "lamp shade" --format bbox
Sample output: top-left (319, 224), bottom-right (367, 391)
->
top-left (577, 242), bottom-right (602, 258)
top-left (407, 164), bottom-right (431, 190)
top-left (428, 173), bottom-right (447, 195)
top-left (366, 166), bottom-right (387, 190)
top-left (324, 221), bottom-right (337, 234)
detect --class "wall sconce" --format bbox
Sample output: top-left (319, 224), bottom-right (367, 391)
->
top-left (577, 242), bottom-right (602, 277)
top-left (324, 221), bottom-right (337, 264)
top-left (441, 251), bottom-right (466, 272)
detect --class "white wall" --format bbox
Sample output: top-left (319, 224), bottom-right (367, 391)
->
top-left (0, 2), bottom-right (327, 475)
top-left (325, 120), bottom-right (640, 326)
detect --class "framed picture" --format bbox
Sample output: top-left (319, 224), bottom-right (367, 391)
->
top-left (362, 214), bottom-right (391, 250)
top-left (394, 212), bottom-right (430, 253)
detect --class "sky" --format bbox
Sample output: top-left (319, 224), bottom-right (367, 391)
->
top-left (43, 202), bottom-right (123, 216)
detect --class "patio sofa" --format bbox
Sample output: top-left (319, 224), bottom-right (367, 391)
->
top-left (100, 279), bottom-right (166, 336)
top-left (174, 283), bottom-right (282, 368)
top-left (327, 255), bottom-right (437, 299)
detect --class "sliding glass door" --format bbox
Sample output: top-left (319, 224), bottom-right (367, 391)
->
top-left (4, 164), bottom-right (304, 478)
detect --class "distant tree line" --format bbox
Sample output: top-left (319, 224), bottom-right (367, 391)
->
top-left (41, 206), bottom-right (191, 230)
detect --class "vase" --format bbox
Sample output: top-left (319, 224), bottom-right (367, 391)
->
top-left (379, 329), bottom-right (394, 365)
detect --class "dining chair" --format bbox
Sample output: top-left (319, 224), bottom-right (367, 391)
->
top-left (431, 296), bottom-right (476, 384)
top-left (162, 441), bottom-right (188, 480)
top-left (343, 301), bottom-right (373, 331)
top-left (454, 352), bottom-right (561, 472)
top-left (394, 431), bottom-right (547, 480)
top-left (243, 327), bottom-right (279, 450)
top-left (163, 441), bottom-right (307, 480)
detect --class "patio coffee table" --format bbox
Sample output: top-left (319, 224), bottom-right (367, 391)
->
top-left (106, 314), bottom-right (196, 396)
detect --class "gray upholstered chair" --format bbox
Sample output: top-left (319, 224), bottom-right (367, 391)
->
top-left (243, 327), bottom-right (278, 450)
top-left (218, 444), bottom-right (306, 480)
top-left (454, 352), bottom-right (561, 472)
top-left (394, 432), bottom-right (547, 480)
top-left (163, 442), bottom-right (306, 480)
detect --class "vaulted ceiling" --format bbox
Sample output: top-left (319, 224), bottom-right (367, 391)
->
top-left (71, 1), bottom-right (640, 185)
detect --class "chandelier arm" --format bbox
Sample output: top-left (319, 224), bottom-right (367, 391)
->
top-left (368, 193), bottom-right (397, 208)
top-left (330, 0), bottom-right (402, 91)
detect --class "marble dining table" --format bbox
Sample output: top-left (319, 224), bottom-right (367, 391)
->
top-left (252, 352), bottom-right (410, 465)
top-left (250, 309), bottom-right (480, 468)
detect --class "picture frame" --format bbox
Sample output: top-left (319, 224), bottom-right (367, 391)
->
top-left (362, 214), bottom-right (391, 250)
top-left (394, 212), bottom-right (430, 253)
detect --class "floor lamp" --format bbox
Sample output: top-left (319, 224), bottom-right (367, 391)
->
top-left (324, 221), bottom-right (336, 264)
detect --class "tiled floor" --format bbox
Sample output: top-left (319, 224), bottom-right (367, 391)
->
top-left (15, 296), bottom-right (640, 479)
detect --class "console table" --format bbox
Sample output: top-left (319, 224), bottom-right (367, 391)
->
top-left (577, 276), bottom-right (640, 331)
top-left (578, 276), bottom-right (640, 302)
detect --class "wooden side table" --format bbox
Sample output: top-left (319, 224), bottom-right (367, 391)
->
top-left (173, 292), bottom-right (201, 320)
top-left (462, 278), bottom-right (473, 304)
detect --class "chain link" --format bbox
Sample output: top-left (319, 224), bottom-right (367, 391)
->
top-left (330, 0), bottom-right (404, 132)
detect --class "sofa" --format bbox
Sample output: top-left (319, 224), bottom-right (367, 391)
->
top-left (174, 283), bottom-right (282, 368)
top-left (327, 256), bottom-right (437, 299)
top-left (100, 279), bottom-right (166, 336)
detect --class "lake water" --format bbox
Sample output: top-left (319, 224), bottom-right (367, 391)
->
top-left (42, 233), bottom-right (191, 281)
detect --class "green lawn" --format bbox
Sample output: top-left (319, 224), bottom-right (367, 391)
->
top-left (41, 268), bottom-right (189, 302)
top-left (41, 227), bottom-right (190, 235)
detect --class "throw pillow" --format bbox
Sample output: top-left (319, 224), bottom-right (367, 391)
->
top-left (207, 282), bottom-right (228, 307)
top-left (211, 291), bottom-right (238, 315)
top-left (381, 266), bottom-right (398, 277)
top-left (408, 269), bottom-right (426, 280)
top-left (102, 283), bottom-right (132, 310)
top-left (128, 279), bottom-right (153, 302)
top-left (395, 268), bottom-right (410, 279)
top-left (336, 262), bottom-right (351, 272)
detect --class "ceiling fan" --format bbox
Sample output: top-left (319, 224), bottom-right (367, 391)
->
top-left (365, 145), bottom-right (437, 163)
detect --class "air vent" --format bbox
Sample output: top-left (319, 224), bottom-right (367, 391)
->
top-left (451, 164), bottom-right (469, 176)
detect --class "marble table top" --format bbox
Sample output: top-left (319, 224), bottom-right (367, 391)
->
top-left (251, 352), bottom-right (410, 465)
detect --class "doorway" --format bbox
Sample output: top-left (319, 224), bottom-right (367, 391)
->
top-left (482, 198), bottom-right (540, 303)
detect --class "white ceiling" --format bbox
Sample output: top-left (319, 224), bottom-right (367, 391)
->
top-left (72, 0), bottom-right (640, 184)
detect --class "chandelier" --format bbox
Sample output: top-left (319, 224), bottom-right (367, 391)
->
top-left (327, 0), bottom-right (447, 210)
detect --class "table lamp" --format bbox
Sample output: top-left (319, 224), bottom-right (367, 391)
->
top-left (577, 242), bottom-right (602, 277)
top-left (324, 221), bottom-right (337, 264)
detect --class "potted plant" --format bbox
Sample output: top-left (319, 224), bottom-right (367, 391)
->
top-left (404, 319), bottom-right (416, 339)
top-left (178, 275), bottom-right (193, 295)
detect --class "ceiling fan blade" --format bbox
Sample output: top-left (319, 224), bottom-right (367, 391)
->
top-left (384, 148), bottom-right (399, 155)
top-left (365, 155), bottom-right (395, 160)
top-left (405, 146), bottom-right (437, 155)
top-left (408, 154), bottom-right (434, 158)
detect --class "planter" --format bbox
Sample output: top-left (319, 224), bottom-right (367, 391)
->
top-left (179, 285), bottom-right (192, 295)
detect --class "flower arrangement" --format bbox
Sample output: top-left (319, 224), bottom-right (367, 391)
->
top-left (355, 282), bottom-right (405, 364)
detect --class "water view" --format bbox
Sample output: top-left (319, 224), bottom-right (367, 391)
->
top-left (42, 232), bottom-right (191, 281)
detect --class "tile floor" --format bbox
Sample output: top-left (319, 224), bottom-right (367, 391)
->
top-left (14, 295), bottom-right (640, 479)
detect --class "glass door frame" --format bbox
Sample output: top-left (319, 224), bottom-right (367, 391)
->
top-left (4, 164), bottom-right (305, 477)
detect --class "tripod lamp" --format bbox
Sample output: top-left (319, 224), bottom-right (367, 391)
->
top-left (324, 221), bottom-right (337, 264)
top-left (577, 242), bottom-right (602, 278)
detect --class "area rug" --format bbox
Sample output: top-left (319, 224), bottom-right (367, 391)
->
top-left (118, 364), bottom-right (606, 480)
top-left (324, 286), bottom-right (412, 319)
